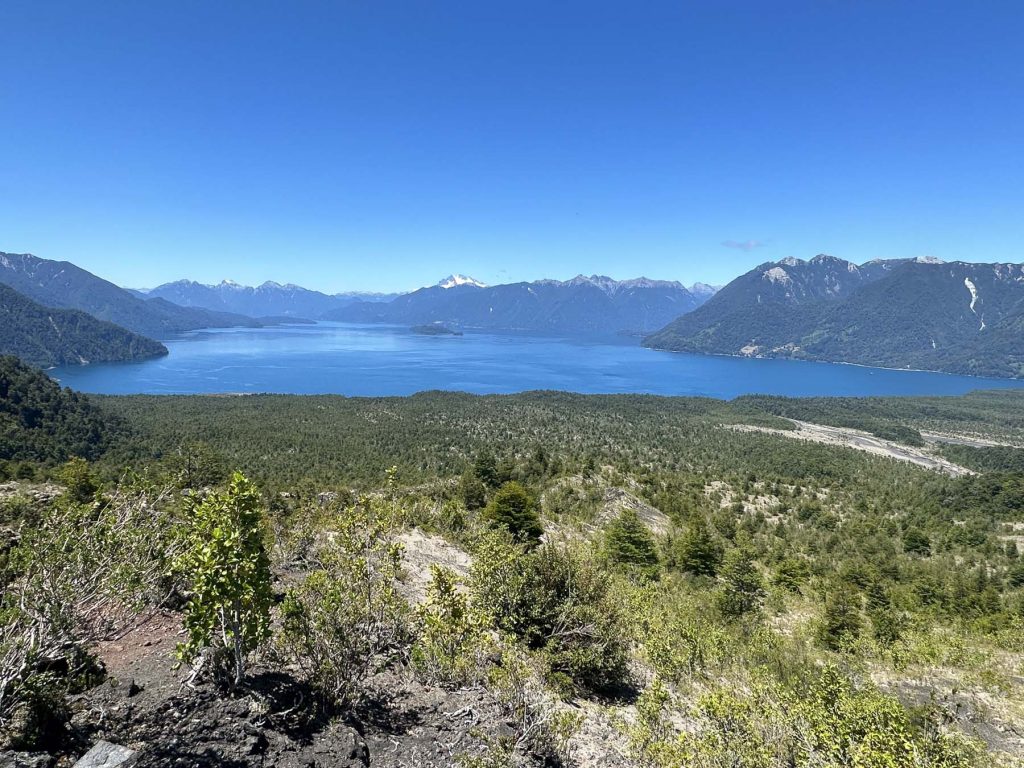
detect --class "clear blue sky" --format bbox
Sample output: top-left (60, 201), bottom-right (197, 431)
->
top-left (2, 2), bottom-right (1022, 292)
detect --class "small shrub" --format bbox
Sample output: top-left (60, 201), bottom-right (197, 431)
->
top-left (278, 493), bottom-right (410, 707)
top-left (56, 457), bottom-right (99, 504)
top-left (488, 647), bottom-right (581, 764)
top-left (772, 556), bottom-right (810, 592)
top-left (667, 520), bottom-right (723, 577)
top-left (470, 535), bottom-right (630, 694)
top-left (175, 472), bottom-right (273, 686)
top-left (412, 565), bottom-right (491, 687)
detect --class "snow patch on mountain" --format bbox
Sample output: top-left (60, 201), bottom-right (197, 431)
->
top-left (964, 277), bottom-right (985, 330)
top-left (437, 274), bottom-right (487, 289)
top-left (763, 267), bottom-right (792, 285)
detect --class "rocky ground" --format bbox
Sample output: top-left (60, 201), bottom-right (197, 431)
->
top-left (2, 606), bottom-right (533, 768)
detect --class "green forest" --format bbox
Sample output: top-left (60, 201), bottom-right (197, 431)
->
top-left (1, 355), bottom-right (1022, 766)
top-left (0, 284), bottom-right (168, 368)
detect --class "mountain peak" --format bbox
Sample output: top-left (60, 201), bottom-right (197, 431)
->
top-left (689, 282), bottom-right (721, 298)
top-left (437, 274), bottom-right (487, 289)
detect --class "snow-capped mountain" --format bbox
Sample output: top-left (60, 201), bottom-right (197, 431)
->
top-left (141, 279), bottom-right (399, 318)
top-left (437, 274), bottom-right (487, 289)
top-left (688, 282), bottom-right (722, 301)
top-left (328, 274), bottom-right (713, 334)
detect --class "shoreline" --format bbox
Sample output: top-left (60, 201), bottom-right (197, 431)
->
top-left (643, 343), bottom-right (1024, 384)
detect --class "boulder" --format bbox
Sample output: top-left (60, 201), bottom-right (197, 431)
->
top-left (71, 742), bottom-right (137, 768)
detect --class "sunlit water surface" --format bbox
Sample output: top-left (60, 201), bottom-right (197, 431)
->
top-left (50, 322), bottom-right (1024, 399)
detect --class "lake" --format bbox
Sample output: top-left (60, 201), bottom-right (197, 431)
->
top-left (50, 322), bottom-right (1024, 399)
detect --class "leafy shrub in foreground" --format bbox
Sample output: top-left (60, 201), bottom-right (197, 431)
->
top-left (278, 493), bottom-right (410, 707)
top-left (628, 666), bottom-right (982, 768)
top-left (175, 472), bottom-right (273, 686)
top-left (412, 565), bottom-right (491, 688)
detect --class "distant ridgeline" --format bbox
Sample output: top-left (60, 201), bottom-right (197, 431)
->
top-left (645, 255), bottom-right (1024, 378)
top-left (327, 275), bottom-right (716, 334)
top-left (0, 251), bottom-right (317, 368)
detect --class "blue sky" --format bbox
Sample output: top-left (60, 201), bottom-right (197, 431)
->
top-left (2, 2), bottom-right (1022, 292)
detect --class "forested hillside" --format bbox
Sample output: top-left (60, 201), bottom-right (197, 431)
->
top-left (645, 256), bottom-right (1024, 378)
top-left (0, 283), bottom-right (168, 367)
top-left (0, 355), bottom-right (124, 463)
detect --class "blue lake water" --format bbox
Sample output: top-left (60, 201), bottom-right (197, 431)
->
top-left (50, 322), bottom-right (1024, 399)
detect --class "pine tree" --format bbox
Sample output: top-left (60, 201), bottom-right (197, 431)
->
top-left (715, 548), bottom-right (765, 618)
top-left (671, 520), bottom-right (723, 576)
top-left (483, 481), bottom-right (543, 544)
top-left (605, 509), bottom-right (660, 579)
top-left (818, 585), bottom-right (863, 651)
top-left (472, 450), bottom-right (499, 488)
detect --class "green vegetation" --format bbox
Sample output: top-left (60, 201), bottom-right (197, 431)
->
top-left (0, 355), bottom-right (125, 465)
top-left (0, 283), bottom-right (168, 368)
top-left (483, 481), bottom-right (544, 543)
top-left (277, 488), bottom-right (409, 707)
top-left (174, 473), bottom-right (273, 686)
top-left (2, 371), bottom-right (1024, 763)
top-left (605, 508), bottom-right (661, 579)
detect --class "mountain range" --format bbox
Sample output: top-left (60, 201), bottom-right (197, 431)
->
top-left (0, 252), bottom-right (259, 338)
top-left (4, 248), bottom-right (1024, 379)
top-left (137, 280), bottom-right (398, 319)
top-left (327, 274), bottom-right (715, 334)
top-left (644, 254), bottom-right (1024, 378)
top-left (0, 283), bottom-right (167, 367)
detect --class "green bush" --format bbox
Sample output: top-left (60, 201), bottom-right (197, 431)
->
top-left (56, 457), bottom-right (99, 504)
top-left (175, 472), bottom-right (273, 686)
top-left (772, 556), bottom-right (810, 592)
top-left (666, 520), bottom-right (723, 577)
top-left (411, 565), bottom-right (491, 688)
top-left (278, 493), bottom-right (409, 707)
top-left (470, 535), bottom-right (629, 694)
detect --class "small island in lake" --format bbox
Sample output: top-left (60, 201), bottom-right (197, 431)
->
top-left (411, 323), bottom-right (463, 336)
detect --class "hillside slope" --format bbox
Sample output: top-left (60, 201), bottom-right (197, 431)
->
top-left (645, 256), bottom-right (1024, 377)
top-left (0, 283), bottom-right (168, 368)
top-left (0, 354), bottom-right (124, 461)
top-left (0, 252), bottom-right (260, 338)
